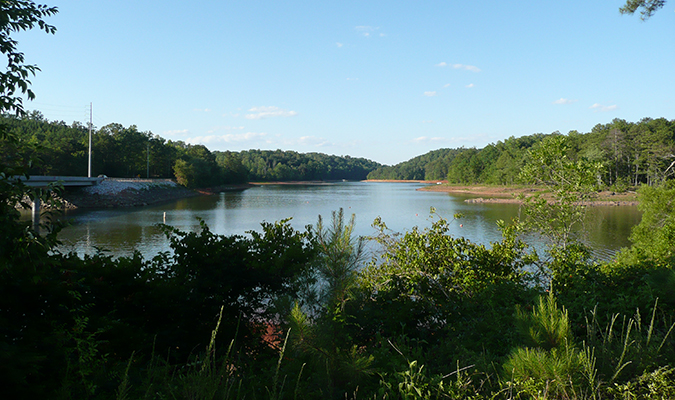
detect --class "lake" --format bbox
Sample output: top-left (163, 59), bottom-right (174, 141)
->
top-left (55, 182), bottom-right (642, 261)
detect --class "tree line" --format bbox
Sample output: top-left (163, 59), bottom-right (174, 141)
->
top-left (1, 111), bottom-right (226, 186)
top-left (368, 118), bottom-right (675, 188)
top-left (9, 111), bottom-right (675, 189)
top-left (236, 149), bottom-right (381, 181)
top-left (1, 112), bottom-right (382, 186)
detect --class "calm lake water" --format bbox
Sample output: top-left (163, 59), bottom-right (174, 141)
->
top-left (54, 182), bottom-right (642, 261)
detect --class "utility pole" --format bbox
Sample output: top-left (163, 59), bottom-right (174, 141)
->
top-left (88, 102), bottom-right (92, 177)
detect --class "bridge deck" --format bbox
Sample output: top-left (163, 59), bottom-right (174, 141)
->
top-left (12, 176), bottom-right (103, 187)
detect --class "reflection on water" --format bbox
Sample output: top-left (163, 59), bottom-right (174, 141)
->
top-left (54, 182), bottom-right (642, 261)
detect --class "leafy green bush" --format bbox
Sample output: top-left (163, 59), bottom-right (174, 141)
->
top-left (352, 214), bottom-right (538, 359)
top-left (618, 181), bottom-right (675, 266)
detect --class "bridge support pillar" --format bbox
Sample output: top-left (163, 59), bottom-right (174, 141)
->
top-left (32, 197), bottom-right (41, 228)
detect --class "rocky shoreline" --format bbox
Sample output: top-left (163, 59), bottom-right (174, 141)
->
top-left (56, 179), bottom-right (253, 209)
top-left (59, 179), bottom-right (199, 209)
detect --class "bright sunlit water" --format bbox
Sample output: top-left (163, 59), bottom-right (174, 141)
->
top-left (53, 182), bottom-right (641, 261)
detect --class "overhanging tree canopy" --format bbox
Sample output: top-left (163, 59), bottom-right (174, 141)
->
top-left (620, 0), bottom-right (667, 20)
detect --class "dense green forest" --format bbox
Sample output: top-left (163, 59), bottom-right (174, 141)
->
top-left (368, 118), bottom-right (675, 188)
top-left (1, 112), bottom-right (382, 186)
top-left (236, 149), bottom-right (381, 181)
top-left (9, 110), bottom-right (675, 190)
top-left (1, 111), bottom-right (238, 187)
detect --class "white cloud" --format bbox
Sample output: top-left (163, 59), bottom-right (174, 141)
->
top-left (590, 103), bottom-right (618, 112)
top-left (436, 62), bottom-right (481, 72)
top-left (244, 106), bottom-right (298, 119)
top-left (553, 98), bottom-right (578, 105)
top-left (297, 136), bottom-right (330, 147)
top-left (163, 129), bottom-right (189, 136)
top-left (355, 26), bottom-right (383, 37)
top-left (336, 42), bottom-right (343, 47)
top-left (186, 131), bottom-right (268, 145)
top-left (443, 83), bottom-right (451, 88)
top-left (346, 77), bottom-right (359, 81)
top-left (411, 136), bottom-right (447, 144)
top-left (206, 126), bottom-right (245, 134)
top-left (424, 91), bottom-right (438, 97)
top-left (465, 83), bottom-right (475, 88)
top-left (252, 135), bottom-right (335, 148)
top-left (446, 133), bottom-right (495, 146)
top-left (454, 64), bottom-right (481, 72)
top-left (422, 120), bottom-right (434, 124)
top-left (193, 108), bottom-right (211, 112)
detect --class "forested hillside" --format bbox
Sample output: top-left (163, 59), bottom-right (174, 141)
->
top-left (234, 149), bottom-right (381, 181)
top-left (368, 118), bottom-right (675, 187)
top-left (1, 112), bottom-right (382, 185)
top-left (1, 111), bottom-right (232, 187)
top-left (366, 148), bottom-right (461, 180)
top-left (6, 112), bottom-right (674, 188)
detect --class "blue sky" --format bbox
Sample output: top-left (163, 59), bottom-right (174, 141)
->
top-left (16, 0), bottom-right (675, 165)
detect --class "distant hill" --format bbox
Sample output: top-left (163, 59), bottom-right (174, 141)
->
top-left (368, 133), bottom-right (549, 184)
top-left (369, 117), bottom-right (675, 188)
top-left (220, 149), bottom-right (382, 181)
top-left (367, 148), bottom-right (461, 181)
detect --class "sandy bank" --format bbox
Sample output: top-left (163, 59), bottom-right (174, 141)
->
top-left (419, 184), bottom-right (639, 206)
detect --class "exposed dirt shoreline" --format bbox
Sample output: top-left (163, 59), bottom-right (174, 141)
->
top-left (414, 183), bottom-right (640, 206)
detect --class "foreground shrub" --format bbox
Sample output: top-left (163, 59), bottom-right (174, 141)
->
top-left (352, 214), bottom-right (539, 364)
top-left (504, 293), bottom-right (597, 399)
top-left (604, 366), bottom-right (675, 399)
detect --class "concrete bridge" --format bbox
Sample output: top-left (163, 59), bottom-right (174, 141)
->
top-left (15, 175), bottom-right (103, 188)
top-left (13, 175), bottom-right (103, 225)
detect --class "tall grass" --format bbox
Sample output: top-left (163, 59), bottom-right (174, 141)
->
top-left (110, 308), bottom-right (313, 400)
top-left (503, 295), bottom-right (675, 399)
